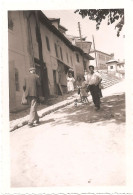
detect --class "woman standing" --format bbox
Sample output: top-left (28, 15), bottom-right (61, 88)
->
top-left (67, 73), bottom-right (75, 92)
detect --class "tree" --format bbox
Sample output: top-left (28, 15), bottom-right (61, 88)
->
top-left (74, 9), bottom-right (124, 37)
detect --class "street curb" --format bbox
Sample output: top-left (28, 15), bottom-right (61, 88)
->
top-left (10, 96), bottom-right (77, 132)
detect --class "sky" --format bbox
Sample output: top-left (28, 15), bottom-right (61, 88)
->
top-left (43, 10), bottom-right (125, 61)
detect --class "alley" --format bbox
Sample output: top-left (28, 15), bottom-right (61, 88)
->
top-left (10, 81), bottom-right (126, 187)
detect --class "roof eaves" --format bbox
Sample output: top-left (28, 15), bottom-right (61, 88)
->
top-left (90, 50), bottom-right (112, 56)
top-left (84, 53), bottom-right (94, 60)
top-left (73, 45), bottom-right (84, 55)
top-left (59, 24), bottom-right (68, 31)
top-left (39, 11), bottom-right (74, 50)
top-left (106, 60), bottom-right (118, 64)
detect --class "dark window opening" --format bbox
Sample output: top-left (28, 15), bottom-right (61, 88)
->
top-left (110, 66), bottom-right (113, 69)
top-left (15, 68), bottom-right (19, 91)
top-left (8, 11), bottom-right (14, 30)
top-left (54, 43), bottom-right (58, 57)
top-left (60, 47), bottom-right (63, 61)
top-left (66, 53), bottom-right (69, 63)
top-left (70, 56), bottom-right (73, 66)
top-left (46, 36), bottom-right (50, 51)
top-left (76, 53), bottom-right (79, 62)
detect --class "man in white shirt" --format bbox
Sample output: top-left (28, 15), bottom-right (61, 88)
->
top-left (86, 65), bottom-right (102, 110)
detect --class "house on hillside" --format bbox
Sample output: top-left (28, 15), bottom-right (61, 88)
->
top-left (116, 61), bottom-right (125, 78)
top-left (89, 50), bottom-right (113, 70)
top-left (8, 10), bottom-right (93, 112)
top-left (106, 59), bottom-right (125, 78)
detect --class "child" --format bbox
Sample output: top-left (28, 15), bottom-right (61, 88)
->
top-left (74, 76), bottom-right (82, 106)
top-left (80, 77), bottom-right (89, 104)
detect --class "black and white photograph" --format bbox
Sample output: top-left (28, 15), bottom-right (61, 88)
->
top-left (1, 0), bottom-right (133, 193)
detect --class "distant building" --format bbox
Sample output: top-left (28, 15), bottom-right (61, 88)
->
top-left (106, 59), bottom-right (125, 78)
top-left (89, 50), bottom-right (113, 70)
top-left (106, 60), bottom-right (119, 75)
top-left (116, 61), bottom-right (125, 78)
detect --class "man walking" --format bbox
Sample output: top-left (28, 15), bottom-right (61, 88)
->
top-left (23, 67), bottom-right (41, 127)
top-left (86, 65), bottom-right (102, 110)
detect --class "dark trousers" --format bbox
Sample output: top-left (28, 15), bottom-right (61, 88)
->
top-left (28, 96), bottom-right (39, 125)
top-left (89, 85), bottom-right (100, 108)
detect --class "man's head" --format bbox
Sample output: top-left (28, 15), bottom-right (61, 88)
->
top-left (88, 65), bottom-right (94, 74)
top-left (29, 67), bottom-right (36, 74)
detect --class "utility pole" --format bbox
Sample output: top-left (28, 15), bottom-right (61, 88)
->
top-left (92, 35), bottom-right (98, 70)
top-left (78, 22), bottom-right (85, 71)
top-left (78, 22), bottom-right (83, 49)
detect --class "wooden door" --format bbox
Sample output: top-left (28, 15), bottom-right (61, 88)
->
top-left (9, 61), bottom-right (16, 111)
top-left (53, 70), bottom-right (58, 95)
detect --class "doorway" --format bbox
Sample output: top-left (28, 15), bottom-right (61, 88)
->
top-left (53, 70), bottom-right (58, 95)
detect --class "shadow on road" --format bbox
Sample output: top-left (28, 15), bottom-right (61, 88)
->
top-left (46, 93), bottom-right (125, 127)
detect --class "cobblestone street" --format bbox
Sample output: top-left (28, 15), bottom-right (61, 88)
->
top-left (10, 81), bottom-right (126, 187)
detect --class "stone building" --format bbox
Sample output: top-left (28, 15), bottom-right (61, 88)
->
top-left (8, 10), bottom-right (93, 112)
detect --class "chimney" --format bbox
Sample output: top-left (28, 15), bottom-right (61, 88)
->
top-left (110, 53), bottom-right (114, 59)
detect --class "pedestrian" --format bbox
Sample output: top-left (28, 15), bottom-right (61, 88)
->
top-left (80, 76), bottom-right (89, 104)
top-left (23, 67), bottom-right (41, 127)
top-left (67, 72), bottom-right (75, 93)
top-left (74, 76), bottom-right (82, 106)
top-left (86, 65), bottom-right (102, 110)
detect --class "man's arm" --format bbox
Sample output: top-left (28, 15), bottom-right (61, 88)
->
top-left (95, 73), bottom-right (102, 86)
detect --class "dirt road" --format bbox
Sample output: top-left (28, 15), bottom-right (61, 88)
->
top-left (10, 81), bottom-right (126, 187)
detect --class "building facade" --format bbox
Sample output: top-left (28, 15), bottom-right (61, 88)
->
top-left (8, 11), bottom-right (32, 112)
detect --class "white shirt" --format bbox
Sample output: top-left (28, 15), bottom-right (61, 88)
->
top-left (86, 72), bottom-right (102, 85)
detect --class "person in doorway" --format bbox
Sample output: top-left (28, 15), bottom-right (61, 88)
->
top-left (23, 67), bottom-right (41, 127)
top-left (67, 72), bottom-right (75, 93)
top-left (86, 65), bottom-right (102, 110)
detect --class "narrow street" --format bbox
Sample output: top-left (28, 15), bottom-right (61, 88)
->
top-left (10, 81), bottom-right (126, 187)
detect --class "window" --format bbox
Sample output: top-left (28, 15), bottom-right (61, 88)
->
top-left (8, 11), bottom-right (14, 30)
top-left (84, 61), bottom-right (86, 70)
top-left (66, 53), bottom-right (69, 63)
top-left (15, 68), bottom-right (19, 91)
top-left (54, 43), bottom-right (58, 57)
top-left (70, 56), bottom-right (73, 66)
top-left (110, 66), bottom-right (113, 69)
top-left (76, 53), bottom-right (79, 62)
top-left (60, 47), bottom-right (63, 60)
top-left (46, 36), bottom-right (50, 51)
